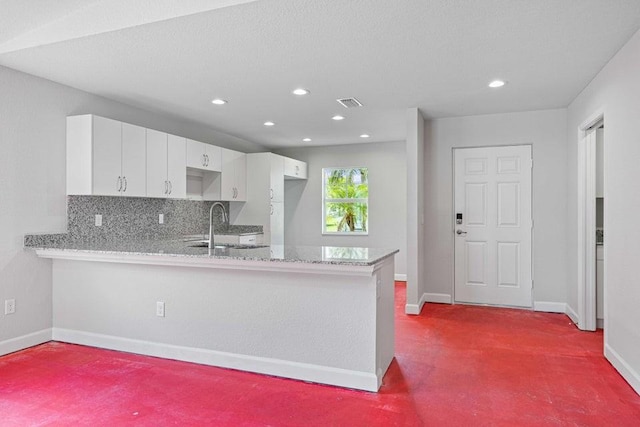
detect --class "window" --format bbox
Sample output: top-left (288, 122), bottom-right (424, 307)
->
top-left (322, 168), bottom-right (368, 234)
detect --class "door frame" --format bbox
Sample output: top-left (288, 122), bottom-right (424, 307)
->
top-left (451, 144), bottom-right (534, 307)
top-left (576, 109), bottom-right (604, 331)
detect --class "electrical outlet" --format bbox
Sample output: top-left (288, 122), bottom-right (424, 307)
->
top-left (95, 214), bottom-right (102, 227)
top-left (5, 299), bottom-right (15, 315)
top-left (159, 214), bottom-right (164, 224)
top-left (156, 301), bottom-right (165, 317)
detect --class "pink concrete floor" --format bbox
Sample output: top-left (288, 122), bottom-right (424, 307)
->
top-left (1, 283), bottom-right (639, 426)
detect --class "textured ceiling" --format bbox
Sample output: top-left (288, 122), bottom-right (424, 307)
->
top-left (1, 0), bottom-right (639, 148)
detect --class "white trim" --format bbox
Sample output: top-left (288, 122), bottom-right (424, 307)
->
top-left (405, 292), bottom-right (452, 314)
top-left (576, 109), bottom-right (604, 332)
top-left (394, 273), bottom-right (407, 282)
top-left (424, 293), bottom-right (452, 304)
top-left (52, 328), bottom-right (381, 392)
top-left (533, 301), bottom-right (566, 313)
top-left (405, 293), bottom-right (427, 315)
top-left (565, 304), bottom-right (579, 325)
top-left (605, 344), bottom-right (640, 396)
top-left (0, 329), bottom-right (52, 356)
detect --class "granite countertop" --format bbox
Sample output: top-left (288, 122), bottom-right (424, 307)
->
top-left (24, 235), bottom-right (398, 267)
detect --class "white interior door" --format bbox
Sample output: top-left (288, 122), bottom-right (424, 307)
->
top-left (454, 145), bottom-right (533, 307)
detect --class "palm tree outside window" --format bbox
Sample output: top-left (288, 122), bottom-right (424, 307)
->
top-left (322, 168), bottom-right (368, 234)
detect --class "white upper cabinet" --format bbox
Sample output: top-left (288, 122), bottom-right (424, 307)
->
top-left (270, 154), bottom-right (284, 203)
top-left (284, 157), bottom-right (307, 180)
top-left (146, 130), bottom-right (186, 199)
top-left (186, 139), bottom-right (222, 172)
top-left (67, 115), bottom-right (146, 197)
top-left (220, 148), bottom-right (246, 201)
top-left (120, 123), bottom-right (147, 197)
top-left (167, 135), bottom-right (187, 199)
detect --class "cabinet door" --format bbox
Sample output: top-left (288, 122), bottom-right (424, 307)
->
top-left (270, 202), bottom-right (284, 245)
top-left (284, 157), bottom-right (307, 180)
top-left (205, 144), bottom-right (222, 172)
top-left (167, 135), bottom-right (186, 199)
top-left (121, 123), bottom-right (146, 197)
top-left (146, 129), bottom-right (168, 198)
top-left (270, 154), bottom-right (284, 202)
top-left (221, 148), bottom-right (239, 200)
top-left (186, 139), bottom-right (207, 169)
top-left (92, 116), bottom-right (122, 196)
top-left (234, 152), bottom-right (247, 201)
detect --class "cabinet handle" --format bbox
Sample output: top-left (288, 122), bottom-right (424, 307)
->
top-left (295, 165), bottom-right (299, 175)
top-left (202, 154), bottom-right (206, 167)
top-left (123, 177), bottom-right (128, 193)
top-left (270, 188), bottom-right (273, 199)
top-left (270, 204), bottom-right (274, 215)
top-left (206, 154), bottom-right (209, 167)
top-left (117, 176), bottom-right (122, 192)
top-left (168, 180), bottom-right (172, 195)
top-left (164, 180), bottom-right (168, 194)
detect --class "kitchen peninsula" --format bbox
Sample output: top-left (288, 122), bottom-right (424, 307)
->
top-left (28, 239), bottom-right (397, 392)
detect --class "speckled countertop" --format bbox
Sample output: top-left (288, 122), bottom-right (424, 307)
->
top-left (25, 237), bottom-right (398, 266)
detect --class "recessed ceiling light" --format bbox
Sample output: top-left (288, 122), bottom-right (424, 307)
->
top-left (211, 98), bottom-right (227, 105)
top-left (488, 80), bottom-right (506, 88)
top-left (264, 121), bottom-right (275, 126)
top-left (360, 134), bottom-right (370, 138)
top-left (332, 115), bottom-right (345, 121)
top-left (302, 138), bottom-right (312, 142)
top-left (293, 88), bottom-right (310, 96)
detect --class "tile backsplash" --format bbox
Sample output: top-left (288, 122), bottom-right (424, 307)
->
top-left (66, 196), bottom-right (229, 241)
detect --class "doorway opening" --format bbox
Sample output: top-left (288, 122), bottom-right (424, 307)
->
top-left (577, 111), bottom-right (604, 331)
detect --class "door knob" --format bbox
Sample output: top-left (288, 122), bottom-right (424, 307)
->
top-left (456, 229), bottom-right (467, 235)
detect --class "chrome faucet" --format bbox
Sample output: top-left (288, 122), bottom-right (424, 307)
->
top-left (208, 202), bottom-right (228, 249)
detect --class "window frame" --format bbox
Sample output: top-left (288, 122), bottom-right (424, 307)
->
top-left (321, 167), bottom-right (369, 236)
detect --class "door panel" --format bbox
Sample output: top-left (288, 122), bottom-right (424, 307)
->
top-left (465, 241), bottom-right (487, 285)
top-left (465, 183), bottom-right (487, 226)
top-left (454, 145), bottom-right (532, 307)
top-left (497, 182), bottom-right (520, 227)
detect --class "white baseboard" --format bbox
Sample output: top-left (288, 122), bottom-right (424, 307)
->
top-left (565, 304), bottom-right (579, 325)
top-left (394, 274), bottom-right (407, 282)
top-left (405, 292), bottom-right (452, 314)
top-left (424, 293), bottom-right (452, 304)
top-left (0, 329), bottom-right (52, 357)
top-left (533, 301), bottom-right (566, 313)
top-left (605, 343), bottom-right (640, 396)
top-left (52, 328), bottom-right (380, 392)
top-left (405, 292), bottom-right (427, 315)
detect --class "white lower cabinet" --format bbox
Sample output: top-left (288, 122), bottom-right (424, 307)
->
top-left (146, 130), bottom-right (186, 199)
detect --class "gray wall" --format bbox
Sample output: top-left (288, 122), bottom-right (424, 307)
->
top-left (566, 28), bottom-right (640, 393)
top-left (423, 109), bottom-right (568, 305)
top-left (276, 141), bottom-right (407, 276)
top-left (0, 64), bottom-right (264, 348)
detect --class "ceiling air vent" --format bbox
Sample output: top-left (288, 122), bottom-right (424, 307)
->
top-left (337, 97), bottom-right (363, 109)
